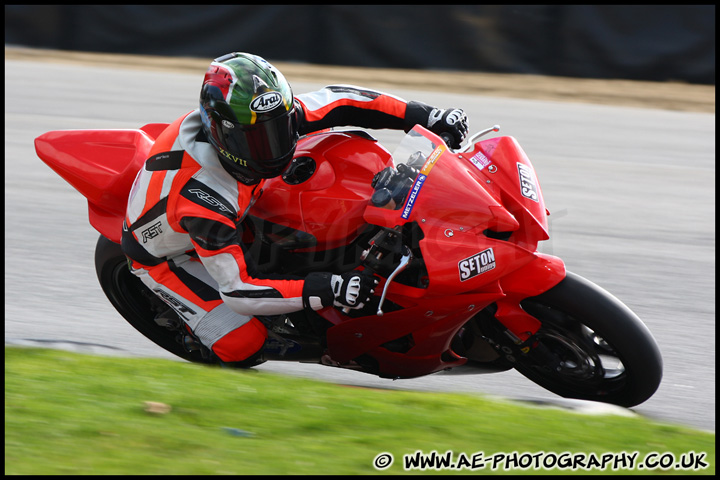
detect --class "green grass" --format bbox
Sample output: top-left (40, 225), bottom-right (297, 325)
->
top-left (5, 347), bottom-right (714, 475)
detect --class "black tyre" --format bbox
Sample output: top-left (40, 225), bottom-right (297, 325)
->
top-left (94, 235), bottom-right (216, 364)
top-left (485, 271), bottom-right (662, 407)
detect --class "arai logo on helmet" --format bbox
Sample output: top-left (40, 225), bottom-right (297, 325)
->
top-left (250, 92), bottom-right (283, 113)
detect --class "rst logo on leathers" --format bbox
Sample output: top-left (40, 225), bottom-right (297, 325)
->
top-left (141, 221), bottom-right (162, 243)
top-left (250, 92), bottom-right (283, 113)
top-left (458, 248), bottom-right (496, 281)
top-left (517, 162), bottom-right (539, 202)
top-left (188, 188), bottom-right (233, 214)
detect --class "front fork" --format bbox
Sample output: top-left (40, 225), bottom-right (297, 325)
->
top-left (491, 252), bottom-right (566, 361)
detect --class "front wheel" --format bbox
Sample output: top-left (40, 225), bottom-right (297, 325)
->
top-left (485, 271), bottom-right (662, 407)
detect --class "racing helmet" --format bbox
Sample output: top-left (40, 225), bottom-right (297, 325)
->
top-left (199, 52), bottom-right (298, 184)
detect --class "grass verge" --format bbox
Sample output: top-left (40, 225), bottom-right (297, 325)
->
top-left (5, 347), bottom-right (714, 475)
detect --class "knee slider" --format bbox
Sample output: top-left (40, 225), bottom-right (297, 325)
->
top-left (211, 317), bottom-right (267, 363)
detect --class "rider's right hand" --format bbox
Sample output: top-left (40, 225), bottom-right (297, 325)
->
top-left (302, 270), bottom-right (378, 310)
top-left (404, 101), bottom-right (469, 149)
top-left (427, 107), bottom-right (469, 148)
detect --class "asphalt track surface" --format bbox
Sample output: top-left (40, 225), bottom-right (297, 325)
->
top-left (5, 51), bottom-right (715, 432)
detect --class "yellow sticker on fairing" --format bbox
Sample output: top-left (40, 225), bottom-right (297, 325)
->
top-left (420, 145), bottom-right (446, 175)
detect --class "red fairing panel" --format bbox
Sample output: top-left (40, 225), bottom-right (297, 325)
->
top-left (35, 124), bottom-right (168, 243)
top-left (251, 131), bottom-right (394, 250)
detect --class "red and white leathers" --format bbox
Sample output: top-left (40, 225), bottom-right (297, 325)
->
top-left (122, 85), bottom-right (439, 363)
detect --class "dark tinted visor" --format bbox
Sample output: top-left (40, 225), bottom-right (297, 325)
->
top-left (220, 109), bottom-right (298, 177)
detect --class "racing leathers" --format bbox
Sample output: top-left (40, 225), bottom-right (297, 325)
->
top-left (121, 85), bottom-right (467, 363)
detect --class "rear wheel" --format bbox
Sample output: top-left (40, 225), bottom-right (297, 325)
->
top-left (94, 235), bottom-right (217, 365)
top-left (480, 272), bottom-right (662, 407)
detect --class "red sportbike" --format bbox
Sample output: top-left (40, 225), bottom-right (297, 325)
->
top-left (35, 121), bottom-right (662, 407)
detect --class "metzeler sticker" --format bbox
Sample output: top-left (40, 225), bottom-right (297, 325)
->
top-left (517, 162), bottom-right (539, 202)
top-left (458, 248), bottom-right (496, 281)
top-left (400, 144), bottom-right (445, 219)
top-left (401, 174), bottom-right (426, 219)
top-left (250, 92), bottom-right (283, 112)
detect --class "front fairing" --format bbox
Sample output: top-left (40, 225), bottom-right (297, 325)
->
top-left (364, 126), bottom-right (551, 296)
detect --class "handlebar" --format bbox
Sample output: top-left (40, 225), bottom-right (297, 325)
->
top-left (440, 132), bottom-right (455, 148)
top-left (438, 126), bottom-right (501, 153)
top-left (457, 125), bottom-right (501, 153)
top-left (440, 125), bottom-right (500, 153)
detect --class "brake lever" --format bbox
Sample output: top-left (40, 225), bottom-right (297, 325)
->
top-left (458, 125), bottom-right (500, 153)
top-left (377, 245), bottom-right (413, 316)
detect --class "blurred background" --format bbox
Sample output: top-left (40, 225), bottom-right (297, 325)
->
top-left (5, 5), bottom-right (715, 84)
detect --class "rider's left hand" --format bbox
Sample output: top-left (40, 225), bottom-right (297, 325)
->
top-left (302, 270), bottom-right (378, 311)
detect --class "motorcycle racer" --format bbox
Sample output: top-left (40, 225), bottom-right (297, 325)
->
top-left (121, 52), bottom-right (468, 365)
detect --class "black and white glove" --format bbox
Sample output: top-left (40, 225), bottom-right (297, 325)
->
top-left (427, 107), bottom-right (469, 148)
top-left (302, 270), bottom-right (379, 311)
top-left (405, 101), bottom-right (469, 149)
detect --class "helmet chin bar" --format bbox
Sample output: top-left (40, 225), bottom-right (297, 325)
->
top-left (216, 153), bottom-right (262, 185)
top-left (211, 130), bottom-right (297, 186)
top-left (232, 171), bottom-right (262, 186)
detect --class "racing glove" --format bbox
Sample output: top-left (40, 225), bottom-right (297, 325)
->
top-left (405, 101), bottom-right (469, 149)
top-left (302, 270), bottom-right (378, 310)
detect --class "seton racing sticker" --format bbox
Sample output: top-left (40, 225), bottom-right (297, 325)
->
top-left (517, 162), bottom-right (539, 202)
top-left (458, 248), bottom-right (496, 281)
